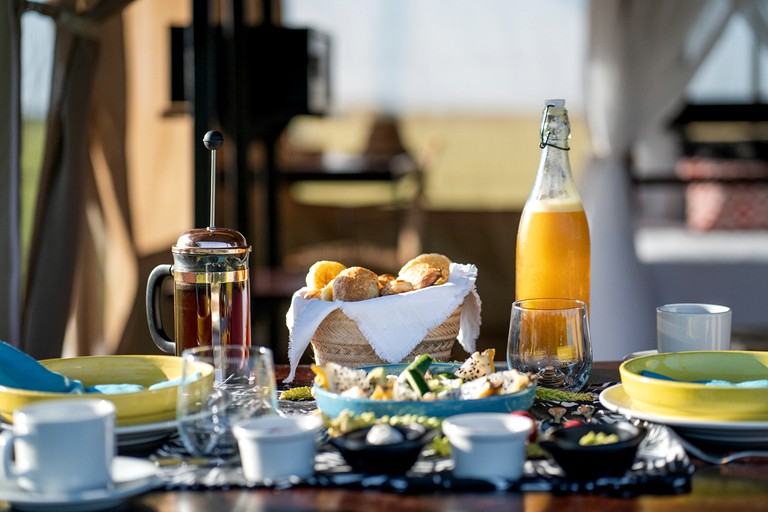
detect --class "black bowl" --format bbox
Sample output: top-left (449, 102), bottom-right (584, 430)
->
top-left (328, 424), bottom-right (437, 475)
top-left (538, 422), bottom-right (646, 480)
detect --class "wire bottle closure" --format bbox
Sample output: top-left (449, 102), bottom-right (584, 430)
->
top-left (539, 103), bottom-right (571, 151)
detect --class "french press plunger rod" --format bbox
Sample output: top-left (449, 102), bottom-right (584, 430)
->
top-left (146, 130), bottom-right (253, 355)
top-left (203, 130), bottom-right (224, 228)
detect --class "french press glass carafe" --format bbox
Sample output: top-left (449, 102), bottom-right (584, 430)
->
top-left (146, 131), bottom-right (251, 356)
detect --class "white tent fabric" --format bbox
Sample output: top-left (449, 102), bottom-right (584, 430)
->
top-left (2, 0), bottom-right (194, 359)
top-left (581, 0), bottom-right (763, 360)
top-left (16, 0), bottom-right (136, 359)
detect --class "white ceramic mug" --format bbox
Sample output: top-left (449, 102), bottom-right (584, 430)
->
top-left (0, 398), bottom-right (116, 494)
top-left (441, 412), bottom-right (532, 480)
top-left (657, 303), bottom-right (732, 353)
top-left (233, 415), bottom-right (321, 482)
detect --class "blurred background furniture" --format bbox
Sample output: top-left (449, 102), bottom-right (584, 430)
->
top-left (631, 102), bottom-right (768, 348)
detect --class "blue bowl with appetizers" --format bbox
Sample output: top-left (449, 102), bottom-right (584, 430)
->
top-left (312, 359), bottom-right (536, 419)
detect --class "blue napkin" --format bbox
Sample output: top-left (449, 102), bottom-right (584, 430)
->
top-left (0, 341), bottom-right (85, 393)
top-left (87, 383), bottom-right (146, 393)
top-left (86, 374), bottom-right (201, 393)
top-left (148, 375), bottom-right (198, 390)
top-left (641, 369), bottom-right (768, 387)
top-left (0, 341), bottom-right (198, 395)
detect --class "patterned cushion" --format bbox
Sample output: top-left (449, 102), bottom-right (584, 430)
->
top-left (676, 158), bottom-right (768, 231)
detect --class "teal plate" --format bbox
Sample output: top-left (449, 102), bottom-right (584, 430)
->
top-left (313, 363), bottom-right (536, 419)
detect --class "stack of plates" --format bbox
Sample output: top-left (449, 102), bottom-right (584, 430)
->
top-left (0, 355), bottom-right (206, 449)
top-left (602, 351), bottom-right (768, 448)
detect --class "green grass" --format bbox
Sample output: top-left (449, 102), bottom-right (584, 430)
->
top-left (286, 113), bottom-right (591, 211)
top-left (20, 118), bottom-right (46, 287)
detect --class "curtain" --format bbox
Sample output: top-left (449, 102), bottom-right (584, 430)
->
top-left (22, 0), bottom-right (135, 358)
top-left (742, 1), bottom-right (768, 47)
top-left (6, 0), bottom-right (193, 359)
top-left (581, 0), bottom-right (739, 360)
top-left (0, 1), bottom-right (22, 347)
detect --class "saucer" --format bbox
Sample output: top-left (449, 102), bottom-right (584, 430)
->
top-left (622, 349), bottom-right (658, 361)
top-left (0, 456), bottom-right (160, 512)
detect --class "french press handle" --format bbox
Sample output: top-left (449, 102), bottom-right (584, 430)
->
top-left (146, 264), bottom-right (176, 354)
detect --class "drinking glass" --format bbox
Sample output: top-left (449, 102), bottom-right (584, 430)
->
top-left (507, 298), bottom-right (592, 392)
top-left (177, 345), bottom-right (277, 462)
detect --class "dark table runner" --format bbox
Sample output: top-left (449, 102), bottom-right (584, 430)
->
top-left (143, 383), bottom-right (693, 497)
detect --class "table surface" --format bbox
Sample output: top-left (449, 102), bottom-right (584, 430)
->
top-left (5, 362), bottom-right (768, 512)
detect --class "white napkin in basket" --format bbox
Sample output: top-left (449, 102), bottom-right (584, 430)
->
top-left (284, 263), bottom-right (481, 383)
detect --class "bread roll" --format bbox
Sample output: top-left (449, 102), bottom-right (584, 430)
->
top-left (306, 260), bottom-right (346, 290)
top-left (379, 274), bottom-right (414, 296)
top-left (398, 262), bottom-right (442, 289)
top-left (321, 280), bottom-right (335, 301)
top-left (332, 266), bottom-right (379, 302)
top-left (399, 253), bottom-right (451, 285)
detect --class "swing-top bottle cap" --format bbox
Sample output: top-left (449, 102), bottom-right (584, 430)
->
top-left (544, 99), bottom-right (566, 108)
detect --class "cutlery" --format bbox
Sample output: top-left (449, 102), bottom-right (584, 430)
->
top-left (672, 432), bottom-right (768, 465)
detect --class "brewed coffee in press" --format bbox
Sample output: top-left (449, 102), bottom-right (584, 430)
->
top-left (146, 131), bottom-right (252, 356)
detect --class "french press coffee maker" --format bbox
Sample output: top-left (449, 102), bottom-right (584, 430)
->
top-left (146, 131), bottom-right (251, 356)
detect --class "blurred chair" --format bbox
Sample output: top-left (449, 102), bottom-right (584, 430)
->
top-left (279, 115), bottom-right (437, 274)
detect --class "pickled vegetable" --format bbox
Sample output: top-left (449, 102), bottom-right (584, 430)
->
top-left (578, 431), bottom-right (620, 446)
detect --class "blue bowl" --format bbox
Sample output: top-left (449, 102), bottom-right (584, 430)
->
top-left (313, 363), bottom-right (536, 419)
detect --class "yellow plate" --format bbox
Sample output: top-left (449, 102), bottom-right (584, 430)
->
top-left (620, 351), bottom-right (768, 421)
top-left (0, 355), bottom-right (213, 427)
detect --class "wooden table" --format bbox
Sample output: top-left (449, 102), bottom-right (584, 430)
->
top-left (40, 363), bottom-right (768, 511)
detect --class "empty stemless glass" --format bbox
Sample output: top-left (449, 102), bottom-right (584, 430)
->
top-left (177, 345), bottom-right (277, 462)
top-left (507, 298), bottom-right (592, 392)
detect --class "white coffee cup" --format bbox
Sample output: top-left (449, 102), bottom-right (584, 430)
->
top-left (441, 412), bottom-right (532, 481)
top-left (657, 303), bottom-right (732, 353)
top-left (0, 399), bottom-right (116, 494)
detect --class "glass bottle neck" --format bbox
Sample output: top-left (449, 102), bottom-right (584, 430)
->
top-left (529, 108), bottom-right (580, 205)
top-left (540, 107), bottom-right (570, 150)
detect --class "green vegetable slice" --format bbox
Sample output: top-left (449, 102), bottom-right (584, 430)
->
top-left (406, 353), bottom-right (434, 374)
top-left (403, 368), bottom-right (430, 397)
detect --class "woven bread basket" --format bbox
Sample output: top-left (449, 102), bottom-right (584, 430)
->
top-left (311, 304), bottom-right (463, 367)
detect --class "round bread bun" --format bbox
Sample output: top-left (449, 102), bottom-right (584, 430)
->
top-left (380, 277), bottom-right (414, 296)
top-left (332, 266), bottom-right (379, 302)
top-left (377, 273), bottom-right (397, 287)
top-left (398, 253), bottom-right (452, 285)
top-left (306, 260), bottom-right (346, 290)
top-left (398, 262), bottom-right (442, 289)
top-left (320, 280), bottom-right (335, 301)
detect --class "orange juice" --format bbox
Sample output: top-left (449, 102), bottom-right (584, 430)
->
top-left (515, 199), bottom-right (590, 353)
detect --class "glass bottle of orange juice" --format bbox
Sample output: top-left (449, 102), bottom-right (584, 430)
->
top-left (515, 99), bottom-right (590, 329)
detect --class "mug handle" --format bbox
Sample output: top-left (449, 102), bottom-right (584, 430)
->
top-left (146, 264), bottom-right (176, 354)
top-left (0, 430), bottom-right (18, 480)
